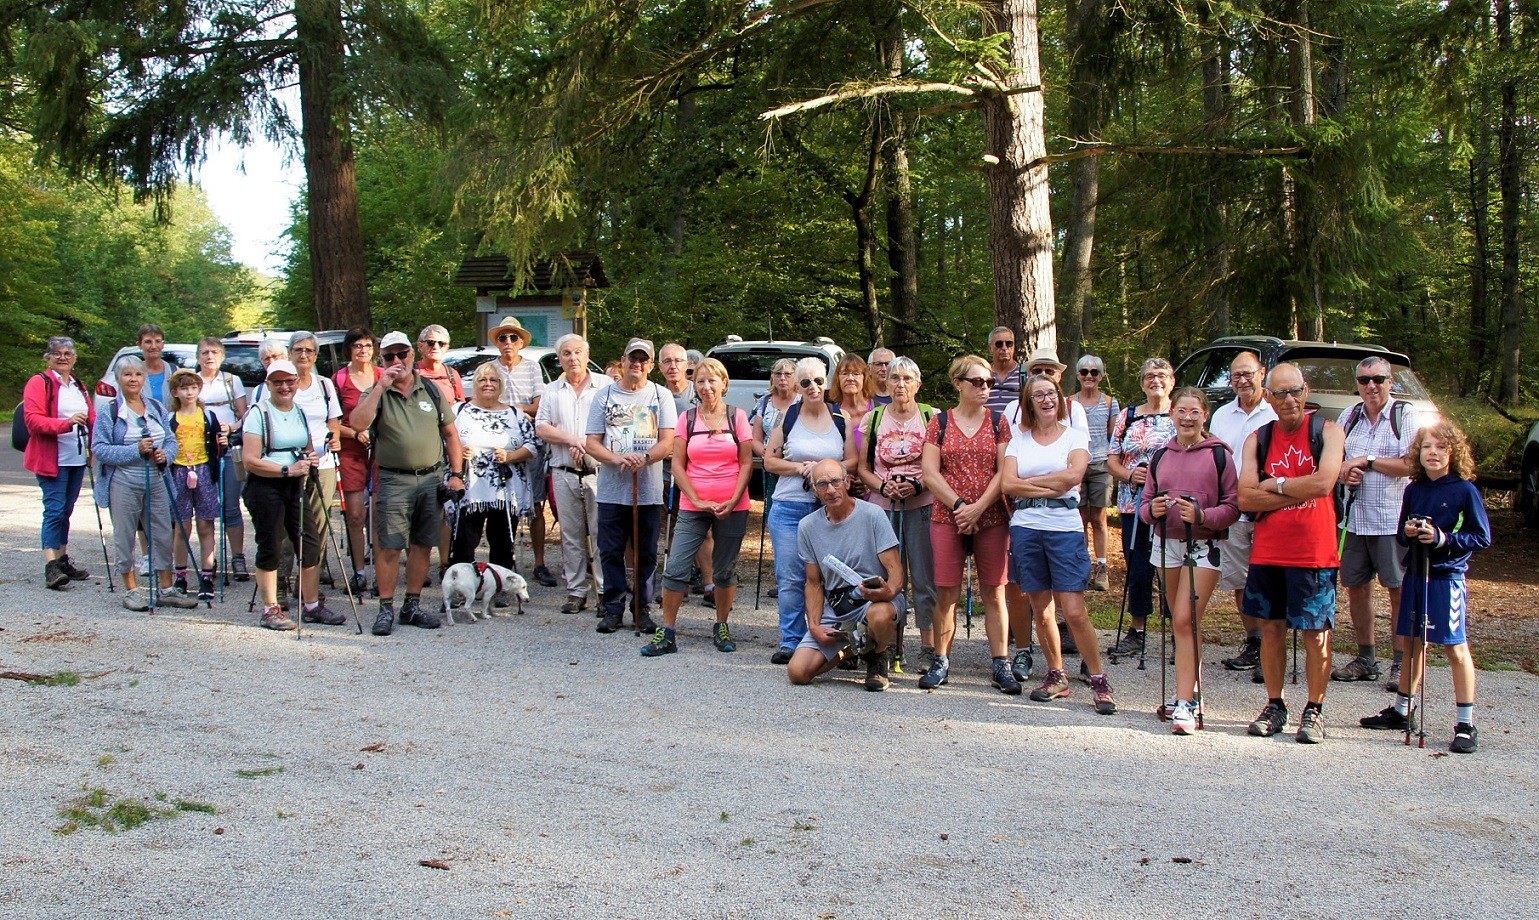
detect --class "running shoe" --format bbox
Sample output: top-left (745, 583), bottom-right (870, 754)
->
top-left (1011, 646), bottom-right (1034, 682)
top-left (1330, 656), bottom-right (1380, 682)
top-left (917, 656), bottom-right (950, 690)
top-left (301, 603), bottom-right (347, 626)
top-left (1359, 706), bottom-right (1413, 731)
top-left (372, 607), bottom-right (395, 636)
top-left (712, 622), bottom-right (736, 653)
top-left (159, 588), bottom-right (198, 609)
top-left (1223, 639), bottom-right (1261, 671)
top-left (1449, 723), bottom-right (1479, 754)
top-left (260, 605), bottom-right (298, 631)
top-left (1384, 660), bottom-right (1402, 693)
top-left (1108, 628), bottom-right (1144, 659)
top-left (640, 628), bottom-right (677, 657)
top-left (197, 573), bottom-right (215, 601)
top-left (1170, 700), bottom-right (1198, 735)
top-left (991, 658), bottom-right (1022, 695)
top-left (122, 587), bottom-right (151, 612)
top-left (770, 647), bottom-right (794, 665)
top-left (1295, 707), bottom-right (1325, 744)
top-left (1247, 702), bottom-right (1289, 737)
top-left (1029, 668), bottom-right (1071, 702)
top-left (1089, 674), bottom-right (1116, 715)
top-left (231, 553), bottom-right (250, 582)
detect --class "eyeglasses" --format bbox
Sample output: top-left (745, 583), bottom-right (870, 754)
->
top-left (840, 371), bottom-right (865, 379)
top-left (290, 347), bottom-right (317, 355)
top-left (1231, 369), bottom-right (1258, 380)
top-left (660, 358), bottom-right (687, 366)
top-left (1172, 408), bottom-right (1204, 420)
top-left (626, 354), bottom-right (652, 364)
top-left (269, 378), bottom-right (297, 389)
top-left (496, 334), bottom-right (522, 343)
top-left (382, 351), bottom-right (412, 363)
top-left (1271, 385), bottom-right (1306, 401)
top-left (49, 351), bottom-right (77, 359)
top-left (956, 376), bottom-right (992, 389)
top-left (1356, 375), bottom-right (1389, 386)
top-left (1142, 372), bottom-right (1169, 382)
top-left (772, 370), bottom-right (794, 377)
top-left (1030, 391), bottom-right (1059, 403)
top-left (799, 377), bottom-right (826, 389)
top-left (810, 478), bottom-right (846, 491)
top-left (422, 340), bottom-right (449, 348)
top-left (992, 340), bottom-right (1015, 349)
top-left (1078, 368), bottom-right (1100, 377)
top-left (351, 342), bottom-right (374, 350)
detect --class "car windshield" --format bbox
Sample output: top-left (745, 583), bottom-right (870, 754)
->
top-left (1287, 351), bottom-right (1431, 400)
top-left (221, 345), bottom-right (268, 388)
top-left (712, 348), bottom-right (829, 381)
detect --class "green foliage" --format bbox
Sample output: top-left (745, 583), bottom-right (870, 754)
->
top-left (55, 785), bottom-right (180, 835)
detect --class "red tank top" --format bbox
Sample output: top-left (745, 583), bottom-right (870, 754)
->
top-left (1251, 415), bottom-right (1340, 568)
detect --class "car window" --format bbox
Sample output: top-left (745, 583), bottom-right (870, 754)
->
top-left (712, 348), bottom-right (825, 381)
top-left (539, 353), bottom-right (560, 384)
top-left (221, 345), bottom-right (267, 389)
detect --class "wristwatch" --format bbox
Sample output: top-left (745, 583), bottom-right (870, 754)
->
top-left (953, 497), bottom-right (966, 511)
top-left (1366, 455), bottom-right (1377, 472)
top-left (1275, 476), bottom-right (1286, 495)
top-left (280, 465), bottom-right (289, 478)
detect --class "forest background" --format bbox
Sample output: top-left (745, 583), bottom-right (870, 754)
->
top-left (2, 0), bottom-right (1537, 464)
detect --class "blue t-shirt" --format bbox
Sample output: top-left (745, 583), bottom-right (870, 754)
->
top-left (243, 403), bottom-right (313, 463)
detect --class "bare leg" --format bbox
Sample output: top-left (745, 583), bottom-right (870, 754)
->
top-left (405, 545), bottom-right (432, 594)
top-left (1029, 590), bottom-right (1063, 672)
top-left (375, 547), bottom-right (402, 600)
top-left (933, 585), bottom-right (960, 657)
top-left (980, 584), bottom-right (1008, 658)
top-left (1303, 627), bottom-right (1332, 703)
top-left (1059, 592), bottom-right (1102, 674)
top-left (661, 587), bottom-right (686, 628)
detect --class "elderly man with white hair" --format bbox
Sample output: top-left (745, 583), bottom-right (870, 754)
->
top-left (535, 333), bottom-right (611, 613)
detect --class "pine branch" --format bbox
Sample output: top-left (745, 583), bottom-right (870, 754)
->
top-left (761, 81), bottom-right (981, 121)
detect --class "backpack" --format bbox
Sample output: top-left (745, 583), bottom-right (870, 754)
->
top-left (780, 401), bottom-right (846, 441)
top-left (935, 408), bottom-right (1005, 449)
top-left (1253, 412), bottom-right (1341, 522)
top-left (682, 407), bottom-right (743, 447)
top-left (865, 402), bottom-right (938, 469)
top-left (12, 373), bottom-right (59, 451)
top-left (1341, 398), bottom-right (1409, 442)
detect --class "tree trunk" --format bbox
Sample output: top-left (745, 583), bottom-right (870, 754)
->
top-left (1286, 0), bottom-right (1323, 341)
top-left (1201, 3), bottom-right (1231, 339)
top-left (847, 122), bottom-right (884, 347)
top-left (1055, 0), bottom-right (1106, 362)
top-left (296, 0), bottom-right (370, 331)
top-left (1467, 131), bottom-right (1491, 397)
top-left (878, 15), bottom-right (920, 351)
top-left (1496, 0), bottom-right (1522, 406)
top-left (981, 0), bottom-right (1055, 354)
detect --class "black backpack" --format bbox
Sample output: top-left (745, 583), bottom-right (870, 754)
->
top-left (780, 401), bottom-right (846, 441)
top-left (1253, 412), bottom-right (1341, 522)
top-left (12, 374), bottom-right (65, 451)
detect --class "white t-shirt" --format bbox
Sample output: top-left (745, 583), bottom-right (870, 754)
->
top-left (291, 375), bottom-right (343, 469)
top-left (1003, 398), bottom-right (1088, 435)
top-left (199, 372), bottom-right (246, 430)
top-left (1005, 426), bottom-right (1089, 532)
top-left (56, 379), bottom-right (90, 468)
top-left (1210, 397), bottom-right (1277, 478)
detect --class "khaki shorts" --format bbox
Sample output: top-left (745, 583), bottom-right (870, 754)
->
top-left (1217, 519), bottom-right (1254, 593)
top-left (374, 468), bottom-right (443, 550)
top-left (1340, 532), bottom-right (1405, 589)
top-left (1081, 461), bottom-right (1113, 509)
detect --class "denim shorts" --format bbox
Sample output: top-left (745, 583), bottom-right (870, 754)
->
top-left (1009, 526), bottom-right (1091, 594)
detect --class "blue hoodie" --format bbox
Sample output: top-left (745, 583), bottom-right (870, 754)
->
top-left (1396, 474), bottom-right (1491, 579)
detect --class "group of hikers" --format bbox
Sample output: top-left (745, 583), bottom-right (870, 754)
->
top-left (19, 322), bottom-right (1492, 753)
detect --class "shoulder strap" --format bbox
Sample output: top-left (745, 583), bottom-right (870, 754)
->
top-left (1389, 399), bottom-right (1408, 440)
top-left (780, 401), bottom-right (802, 438)
top-left (936, 409), bottom-right (949, 448)
top-left (1343, 402), bottom-right (1365, 437)
top-left (1211, 443), bottom-right (1228, 484)
top-left (419, 376), bottom-right (447, 426)
top-left (260, 406), bottom-right (274, 457)
top-left (865, 404), bottom-right (887, 468)
top-left (1309, 412), bottom-right (1326, 464)
top-left (1255, 420), bottom-right (1275, 472)
top-left (1149, 445), bottom-right (1169, 490)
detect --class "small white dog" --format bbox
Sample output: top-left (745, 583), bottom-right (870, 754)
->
top-left (440, 562), bottom-right (530, 625)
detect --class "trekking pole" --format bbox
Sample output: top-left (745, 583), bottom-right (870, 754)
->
top-left (962, 534), bottom-right (975, 639)
top-left (754, 469), bottom-right (768, 608)
top-left (312, 465), bottom-right (362, 633)
top-left (890, 499), bottom-right (908, 672)
top-left (1337, 485), bottom-right (1359, 557)
top-left (1409, 541), bottom-right (1431, 749)
top-left (142, 456), bottom-right (158, 611)
top-left (1291, 629), bottom-right (1300, 685)
top-left (1111, 477), bottom-right (1144, 666)
top-left (293, 455), bottom-right (307, 641)
top-left (631, 469), bottom-right (643, 632)
top-left (504, 476), bottom-right (525, 615)
top-left (1156, 519), bottom-right (1167, 700)
top-left (84, 448), bottom-right (115, 593)
top-left (216, 453), bottom-right (227, 603)
top-left (1186, 515), bottom-right (1202, 730)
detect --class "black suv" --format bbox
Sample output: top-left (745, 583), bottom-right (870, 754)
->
top-left (1174, 336), bottom-right (1438, 424)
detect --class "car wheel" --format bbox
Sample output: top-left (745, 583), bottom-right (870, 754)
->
top-left (1522, 451), bottom-right (1539, 529)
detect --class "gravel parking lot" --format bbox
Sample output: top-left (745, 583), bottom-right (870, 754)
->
top-left (1, 468), bottom-right (1535, 918)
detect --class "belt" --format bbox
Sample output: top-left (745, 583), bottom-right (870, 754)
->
top-left (551, 466), bottom-right (594, 477)
top-left (379, 463), bottom-right (444, 477)
top-left (1014, 496), bottom-right (1080, 510)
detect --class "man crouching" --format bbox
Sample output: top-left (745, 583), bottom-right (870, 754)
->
top-left (788, 459), bottom-right (906, 691)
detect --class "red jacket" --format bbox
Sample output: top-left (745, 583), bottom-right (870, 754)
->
top-left (22, 371), bottom-right (96, 478)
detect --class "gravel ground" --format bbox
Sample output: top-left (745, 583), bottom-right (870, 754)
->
top-left (1, 478), bottom-right (1536, 919)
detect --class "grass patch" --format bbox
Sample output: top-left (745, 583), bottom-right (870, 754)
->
top-left (97, 754), bottom-right (114, 767)
top-left (174, 800), bottom-right (217, 815)
top-left (235, 766), bottom-right (285, 779)
top-left (56, 786), bottom-right (177, 835)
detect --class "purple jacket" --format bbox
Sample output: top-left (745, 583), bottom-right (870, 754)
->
top-left (1138, 434), bottom-right (1240, 541)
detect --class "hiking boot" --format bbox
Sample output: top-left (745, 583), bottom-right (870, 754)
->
top-left (57, 554), bottom-right (90, 581)
top-left (1384, 660), bottom-right (1402, 693)
top-left (122, 587), bottom-right (151, 612)
top-left (533, 565), bottom-right (559, 588)
top-left (260, 605), bottom-right (298, 631)
top-left (991, 658), bottom-right (1022, 695)
top-left (864, 648), bottom-right (891, 692)
top-left (1029, 668), bottom-right (1071, 702)
top-left (372, 607), bottom-right (395, 636)
top-left (1223, 638), bottom-right (1261, 671)
top-left (44, 559), bottom-right (70, 590)
top-left (1076, 659), bottom-right (1092, 685)
top-left (1090, 561), bottom-right (1109, 592)
top-left (1449, 723), bottom-right (1479, 754)
top-left (1108, 628), bottom-right (1144, 660)
top-left (702, 586), bottom-right (716, 609)
top-left (301, 602), bottom-right (347, 626)
top-left (158, 588), bottom-right (198, 609)
top-left (1295, 707), bottom-right (1325, 744)
top-left (560, 595), bottom-right (587, 615)
top-left (766, 585), bottom-right (779, 599)
top-left (712, 622), bottom-right (736, 653)
top-left (1171, 700), bottom-right (1199, 735)
top-left (1011, 646), bottom-right (1034, 683)
top-left (350, 572), bottom-right (369, 596)
top-left (634, 611), bottom-right (658, 634)
top-left (400, 597), bottom-right (440, 629)
top-left (770, 647), bottom-right (794, 665)
top-left (1247, 702), bottom-right (1289, 737)
top-left (640, 627), bottom-right (677, 657)
top-left (174, 573), bottom-right (188, 594)
top-left (1058, 624), bottom-right (1078, 655)
top-left (1359, 706), bottom-right (1413, 731)
top-left (231, 553), bottom-right (250, 582)
top-left (1089, 674), bottom-right (1116, 715)
top-left (197, 572), bottom-right (215, 601)
top-left (1331, 656), bottom-right (1380, 682)
top-left (597, 612), bottom-right (624, 634)
top-left (917, 656), bottom-right (950, 690)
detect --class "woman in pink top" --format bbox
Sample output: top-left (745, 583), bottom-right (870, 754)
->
top-left (646, 358), bottom-right (754, 657)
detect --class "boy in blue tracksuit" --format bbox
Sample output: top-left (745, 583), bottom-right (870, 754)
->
top-left (1358, 421), bottom-right (1491, 753)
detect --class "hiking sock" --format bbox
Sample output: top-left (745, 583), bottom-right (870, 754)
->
top-left (1303, 700), bottom-right (1323, 715)
top-left (1269, 698), bottom-right (1287, 710)
top-left (405, 592), bottom-right (420, 606)
top-left (1095, 557), bottom-right (1107, 566)
top-left (1357, 644), bottom-right (1376, 664)
top-left (1456, 702), bottom-right (1475, 725)
top-left (1392, 648), bottom-right (1405, 666)
top-left (379, 598), bottom-right (395, 613)
top-left (305, 600), bottom-right (320, 612)
top-left (1393, 693), bottom-right (1412, 716)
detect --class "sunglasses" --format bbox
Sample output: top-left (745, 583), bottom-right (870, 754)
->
top-left (382, 351), bottom-right (412, 363)
top-left (1078, 368), bottom-right (1101, 377)
top-left (956, 376), bottom-right (992, 389)
top-left (269, 378), bottom-right (298, 388)
top-left (1356, 375), bottom-right (1389, 386)
top-left (496, 334), bottom-right (522, 343)
top-left (799, 377), bottom-right (826, 389)
top-left (626, 354), bottom-right (652, 364)
top-left (422, 339), bottom-right (449, 348)
top-left (993, 340), bottom-right (1015, 349)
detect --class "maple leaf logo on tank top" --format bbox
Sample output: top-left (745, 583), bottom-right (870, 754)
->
top-left (1267, 445), bottom-right (1319, 510)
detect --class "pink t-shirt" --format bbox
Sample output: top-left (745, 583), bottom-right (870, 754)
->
top-left (677, 407), bottom-right (752, 512)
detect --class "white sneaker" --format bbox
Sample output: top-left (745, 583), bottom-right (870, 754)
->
top-left (1171, 700), bottom-right (1198, 735)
